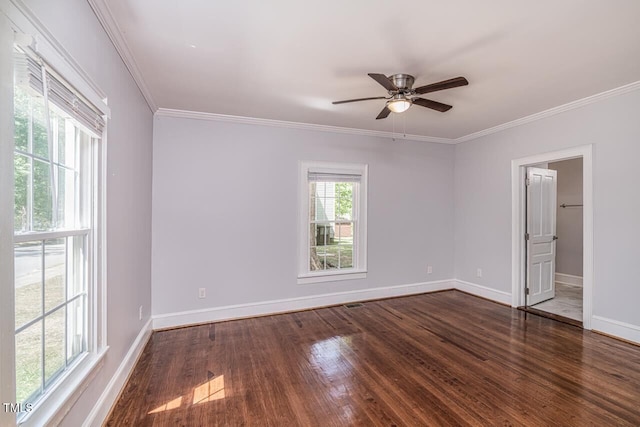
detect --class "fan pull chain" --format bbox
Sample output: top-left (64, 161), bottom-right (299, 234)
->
top-left (392, 112), bottom-right (396, 141)
top-left (391, 111), bottom-right (407, 142)
top-left (402, 111), bottom-right (407, 139)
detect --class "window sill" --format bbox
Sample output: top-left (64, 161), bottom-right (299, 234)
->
top-left (297, 270), bottom-right (367, 285)
top-left (18, 347), bottom-right (109, 427)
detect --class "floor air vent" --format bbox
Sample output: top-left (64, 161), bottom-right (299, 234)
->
top-left (344, 302), bottom-right (364, 309)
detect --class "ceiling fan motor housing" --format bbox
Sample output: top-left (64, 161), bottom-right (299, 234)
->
top-left (389, 74), bottom-right (415, 92)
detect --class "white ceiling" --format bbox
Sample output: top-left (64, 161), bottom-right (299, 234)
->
top-left (91, 0), bottom-right (640, 141)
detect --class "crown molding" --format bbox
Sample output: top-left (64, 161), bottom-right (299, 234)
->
top-left (156, 80), bottom-right (640, 145)
top-left (87, 0), bottom-right (157, 112)
top-left (456, 80), bottom-right (640, 143)
top-left (154, 108), bottom-right (455, 144)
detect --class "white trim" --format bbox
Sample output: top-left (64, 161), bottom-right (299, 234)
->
top-left (13, 228), bottom-right (90, 243)
top-left (0, 11), bottom-right (17, 427)
top-left (155, 108), bottom-right (453, 144)
top-left (18, 349), bottom-right (107, 427)
top-left (297, 271), bottom-right (367, 285)
top-left (152, 280), bottom-right (456, 330)
top-left (454, 280), bottom-right (512, 305)
top-left (555, 273), bottom-right (583, 288)
top-left (82, 319), bottom-right (153, 427)
top-left (86, 0), bottom-right (156, 112)
top-left (511, 145), bottom-right (594, 329)
top-left (97, 128), bottom-right (108, 350)
top-left (592, 316), bottom-right (640, 345)
top-left (455, 81), bottom-right (640, 142)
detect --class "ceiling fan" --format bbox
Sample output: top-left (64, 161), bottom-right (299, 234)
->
top-left (333, 73), bottom-right (468, 119)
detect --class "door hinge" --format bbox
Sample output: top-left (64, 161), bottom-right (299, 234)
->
top-left (525, 178), bottom-right (530, 186)
top-left (525, 233), bottom-right (529, 240)
top-left (525, 288), bottom-right (530, 295)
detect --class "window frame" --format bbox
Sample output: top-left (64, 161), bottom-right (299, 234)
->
top-left (0, 5), bottom-right (109, 426)
top-left (297, 161), bottom-right (368, 284)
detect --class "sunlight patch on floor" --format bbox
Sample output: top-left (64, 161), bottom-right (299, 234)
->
top-left (147, 374), bottom-right (226, 414)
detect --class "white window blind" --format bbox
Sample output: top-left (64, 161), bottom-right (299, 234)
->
top-left (14, 50), bottom-right (105, 135)
top-left (308, 172), bottom-right (361, 183)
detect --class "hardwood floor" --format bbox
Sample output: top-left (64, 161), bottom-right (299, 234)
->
top-left (105, 291), bottom-right (640, 426)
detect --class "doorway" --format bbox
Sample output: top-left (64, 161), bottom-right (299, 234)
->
top-left (510, 145), bottom-right (593, 329)
top-left (526, 159), bottom-right (583, 323)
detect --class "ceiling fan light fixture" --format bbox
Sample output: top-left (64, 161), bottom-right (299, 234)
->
top-left (387, 96), bottom-right (412, 113)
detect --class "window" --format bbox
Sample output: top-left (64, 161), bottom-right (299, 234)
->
top-left (9, 45), bottom-right (106, 422)
top-left (298, 162), bottom-right (368, 284)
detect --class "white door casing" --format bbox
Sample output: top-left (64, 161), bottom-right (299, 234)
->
top-left (526, 167), bottom-right (557, 305)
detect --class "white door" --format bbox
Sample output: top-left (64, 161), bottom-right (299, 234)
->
top-left (526, 167), bottom-right (557, 305)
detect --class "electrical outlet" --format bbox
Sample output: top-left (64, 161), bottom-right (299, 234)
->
top-left (476, 268), bottom-right (482, 278)
top-left (198, 288), bottom-right (206, 299)
top-left (139, 305), bottom-right (143, 320)
top-left (427, 265), bottom-right (433, 274)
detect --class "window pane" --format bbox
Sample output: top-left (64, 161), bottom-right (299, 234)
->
top-left (335, 223), bottom-right (353, 244)
top-left (14, 86), bottom-right (29, 152)
top-left (56, 115), bottom-right (66, 165)
top-left (33, 158), bottom-right (52, 231)
top-left (67, 297), bottom-right (85, 362)
top-left (324, 245), bottom-right (340, 270)
top-left (310, 247), bottom-right (325, 271)
top-left (308, 180), bottom-right (357, 272)
top-left (45, 308), bottom-right (66, 384)
top-left (339, 245), bottom-right (354, 269)
top-left (14, 153), bottom-right (30, 232)
top-left (30, 95), bottom-right (49, 159)
top-left (15, 242), bottom-right (43, 330)
top-left (57, 167), bottom-right (77, 229)
top-left (45, 238), bottom-right (66, 312)
top-left (314, 223), bottom-right (332, 246)
top-left (313, 182), bottom-right (334, 221)
top-left (309, 183), bottom-right (316, 221)
top-left (309, 224), bottom-right (317, 248)
top-left (68, 235), bottom-right (86, 299)
top-left (335, 183), bottom-right (353, 220)
top-left (16, 321), bottom-right (42, 404)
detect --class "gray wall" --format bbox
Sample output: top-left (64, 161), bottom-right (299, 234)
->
top-left (455, 89), bottom-right (640, 327)
top-left (19, 0), bottom-right (154, 425)
top-left (152, 116), bottom-right (455, 315)
top-left (549, 158), bottom-right (583, 277)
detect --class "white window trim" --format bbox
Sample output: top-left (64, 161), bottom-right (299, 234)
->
top-left (297, 161), bottom-right (368, 284)
top-left (0, 3), bottom-right (109, 426)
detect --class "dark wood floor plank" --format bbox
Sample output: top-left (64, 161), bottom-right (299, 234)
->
top-left (105, 290), bottom-right (640, 426)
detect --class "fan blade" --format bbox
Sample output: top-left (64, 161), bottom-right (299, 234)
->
top-left (368, 73), bottom-right (398, 91)
top-left (412, 98), bottom-right (452, 112)
top-left (332, 96), bottom-right (387, 105)
top-left (414, 76), bottom-right (468, 95)
top-left (376, 106), bottom-right (391, 120)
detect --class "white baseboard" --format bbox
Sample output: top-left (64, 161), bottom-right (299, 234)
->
top-left (82, 318), bottom-right (153, 427)
top-left (152, 280), bottom-right (456, 330)
top-left (592, 315), bottom-right (640, 345)
top-left (555, 272), bottom-right (583, 287)
top-left (454, 280), bottom-right (512, 305)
